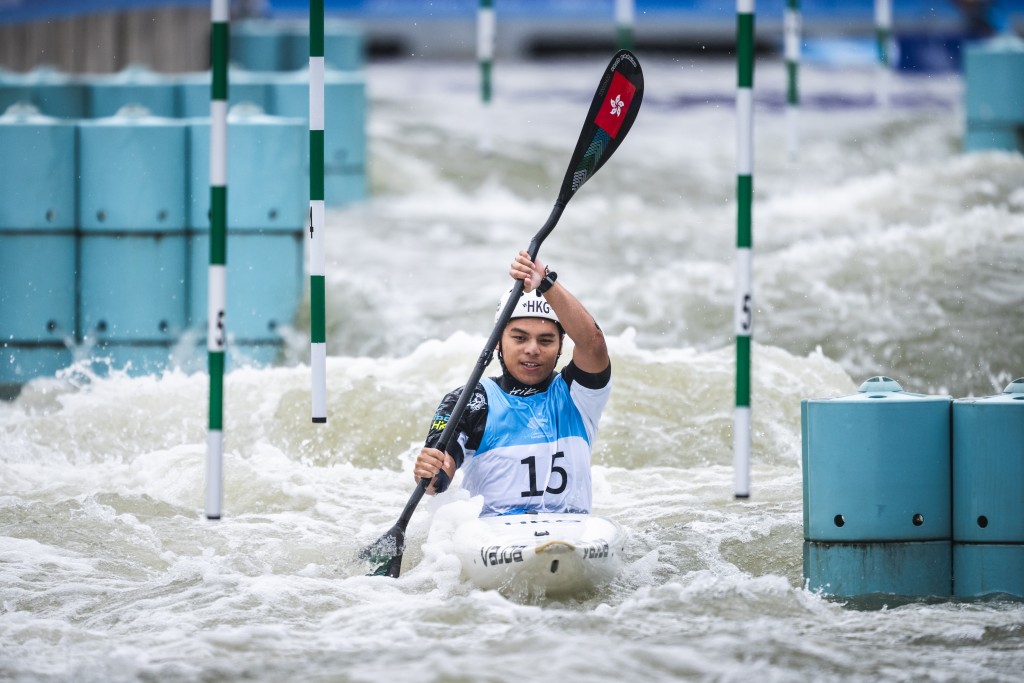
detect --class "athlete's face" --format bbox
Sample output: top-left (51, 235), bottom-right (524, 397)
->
top-left (499, 317), bottom-right (563, 385)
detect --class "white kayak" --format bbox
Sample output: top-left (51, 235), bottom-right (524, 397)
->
top-left (451, 513), bottom-right (626, 598)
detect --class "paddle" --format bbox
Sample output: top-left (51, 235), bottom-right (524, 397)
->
top-left (360, 50), bottom-right (644, 578)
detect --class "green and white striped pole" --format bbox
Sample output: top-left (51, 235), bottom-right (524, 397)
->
top-left (875, 0), bottom-right (892, 108)
top-left (615, 0), bottom-right (634, 51)
top-left (734, 0), bottom-right (754, 500)
top-left (477, 0), bottom-right (495, 155)
top-left (784, 0), bottom-right (800, 161)
top-left (310, 0), bottom-right (327, 424)
top-left (206, 0), bottom-right (229, 520)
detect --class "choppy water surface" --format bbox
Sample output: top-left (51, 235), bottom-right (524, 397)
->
top-left (2, 54), bottom-right (1024, 681)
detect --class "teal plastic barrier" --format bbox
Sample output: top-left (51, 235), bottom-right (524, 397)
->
top-left (230, 21), bottom-right (291, 72)
top-left (186, 105), bottom-right (305, 358)
top-left (0, 104), bottom-right (75, 230)
top-left (0, 234), bottom-right (76, 339)
top-left (0, 67), bottom-right (87, 118)
top-left (78, 234), bottom-right (188, 343)
top-left (803, 541), bottom-right (953, 599)
top-left (963, 35), bottom-right (1024, 153)
top-left (232, 19), bottom-right (364, 72)
top-left (269, 69), bottom-right (367, 205)
top-left (186, 232), bottom-right (303, 365)
top-left (284, 20), bottom-right (365, 71)
top-left (78, 109), bottom-right (187, 231)
top-left (964, 124), bottom-right (1023, 152)
top-left (77, 110), bottom-right (187, 368)
top-left (177, 69), bottom-right (272, 119)
top-left (0, 106), bottom-right (77, 392)
top-left (186, 105), bottom-right (305, 231)
top-left (0, 59), bottom-right (368, 388)
top-left (0, 234), bottom-right (76, 390)
top-left (802, 377), bottom-right (953, 597)
top-left (952, 378), bottom-right (1024, 597)
top-left (87, 66), bottom-right (179, 118)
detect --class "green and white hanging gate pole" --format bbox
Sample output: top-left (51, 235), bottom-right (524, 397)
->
top-left (784, 0), bottom-right (800, 161)
top-left (310, 0), bottom-right (327, 423)
top-left (616, 0), bottom-right (634, 51)
top-left (734, 0), bottom-right (754, 500)
top-left (206, 0), bottom-right (229, 520)
top-left (477, 0), bottom-right (495, 155)
top-left (875, 0), bottom-right (892, 108)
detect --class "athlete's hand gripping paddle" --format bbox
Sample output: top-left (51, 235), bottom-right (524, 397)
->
top-left (360, 50), bottom-right (644, 578)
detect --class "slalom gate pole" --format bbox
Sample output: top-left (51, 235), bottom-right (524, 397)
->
top-left (616, 0), bottom-right (634, 51)
top-left (875, 0), bottom-right (892, 108)
top-left (784, 0), bottom-right (800, 161)
top-left (206, 0), bottom-right (229, 520)
top-left (734, 0), bottom-right (754, 500)
top-left (477, 0), bottom-right (495, 155)
top-left (310, 0), bottom-right (327, 424)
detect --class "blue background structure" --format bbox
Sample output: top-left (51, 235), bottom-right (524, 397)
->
top-left (0, 0), bottom-right (1016, 27)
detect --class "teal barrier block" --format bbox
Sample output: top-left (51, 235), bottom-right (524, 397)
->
top-left (0, 68), bottom-right (86, 119)
top-left (87, 67), bottom-right (179, 118)
top-left (232, 20), bottom-right (364, 72)
top-left (802, 377), bottom-right (952, 543)
top-left (0, 234), bottom-right (76, 342)
top-left (285, 20), bottom-right (365, 71)
top-left (0, 107), bottom-right (76, 230)
top-left (804, 540), bottom-right (952, 598)
top-left (186, 106), bottom-right (306, 231)
top-left (268, 69), bottom-right (367, 206)
top-left (78, 112), bottom-right (187, 231)
top-left (177, 70), bottom-right (272, 119)
top-left (964, 35), bottom-right (1024, 127)
top-left (0, 106), bottom-right (77, 389)
top-left (964, 122), bottom-right (1023, 153)
top-left (230, 21), bottom-right (291, 72)
top-left (79, 234), bottom-right (187, 344)
top-left (0, 69), bottom-right (31, 117)
top-left (187, 231), bottom-right (303, 343)
top-left (185, 105), bottom-right (304, 367)
top-left (953, 543), bottom-right (1024, 598)
top-left (953, 379), bottom-right (1024, 543)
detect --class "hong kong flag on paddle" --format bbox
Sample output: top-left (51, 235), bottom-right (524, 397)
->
top-left (593, 71), bottom-right (636, 139)
top-left (556, 49), bottom-right (643, 203)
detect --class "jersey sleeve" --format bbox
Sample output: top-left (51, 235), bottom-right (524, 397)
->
top-left (560, 360), bottom-right (612, 445)
top-left (424, 382), bottom-right (489, 469)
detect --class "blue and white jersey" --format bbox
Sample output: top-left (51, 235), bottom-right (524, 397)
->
top-left (444, 368), bottom-right (609, 516)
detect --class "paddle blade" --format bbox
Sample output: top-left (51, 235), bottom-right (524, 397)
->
top-left (359, 524), bottom-right (406, 578)
top-left (557, 49), bottom-right (644, 205)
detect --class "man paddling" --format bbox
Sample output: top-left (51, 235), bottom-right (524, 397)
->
top-left (412, 250), bottom-right (612, 516)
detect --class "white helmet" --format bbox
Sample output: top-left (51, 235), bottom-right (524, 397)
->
top-left (495, 288), bottom-right (560, 325)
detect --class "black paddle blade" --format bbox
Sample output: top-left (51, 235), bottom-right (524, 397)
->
top-left (368, 554), bottom-right (404, 578)
top-left (557, 49), bottom-right (644, 205)
top-left (359, 524), bottom-right (406, 578)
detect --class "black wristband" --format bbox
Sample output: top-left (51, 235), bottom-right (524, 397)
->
top-left (537, 269), bottom-right (558, 294)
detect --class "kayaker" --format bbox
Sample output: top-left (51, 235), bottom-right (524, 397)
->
top-left (412, 249), bottom-right (612, 516)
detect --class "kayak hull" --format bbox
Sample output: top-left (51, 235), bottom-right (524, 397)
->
top-left (452, 513), bottom-right (626, 597)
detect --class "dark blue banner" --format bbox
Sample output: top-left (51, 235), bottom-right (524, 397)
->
top-left (0, 0), bottom-right (205, 24)
top-left (2, 0), bottom-right (1017, 28)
